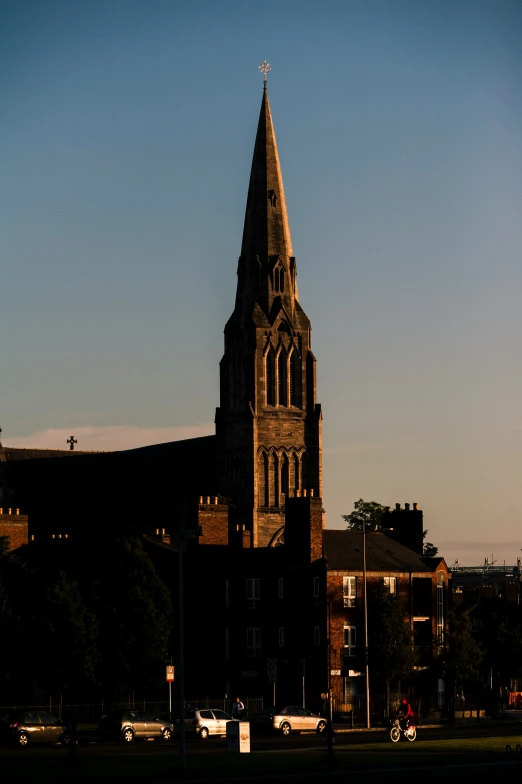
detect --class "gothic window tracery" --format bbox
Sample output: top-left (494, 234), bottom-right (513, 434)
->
top-left (265, 348), bottom-right (275, 406)
top-left (277, 349), bottom-right (287, 406)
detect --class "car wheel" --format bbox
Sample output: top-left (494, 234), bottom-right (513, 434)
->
top-left (162, 728), bottom-right (172, 741)
top-left (61, 732), bottom-right (72, 745)
top-left (316, 720), bottom-right (326, 734)
top-left (122, 728), bottom-right (135, 743)
top-left (280, 721), bottom-right (291, 736)
top-left (199, 727), bottom-right (209, 740)
top-left (18, 731), bottom-right (29, 747)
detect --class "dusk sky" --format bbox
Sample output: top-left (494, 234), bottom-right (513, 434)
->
top-left (2, 0), bottom-right (521, 566)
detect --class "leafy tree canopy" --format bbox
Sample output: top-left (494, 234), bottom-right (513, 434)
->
top-left (423, 530), bottom-right (438, 558)
top-left (368, 580), bottom-right (417, 686)
top-left (342, 499), bottom-right (386, 532)
top-left (437, 609), bottom-right (482, 686)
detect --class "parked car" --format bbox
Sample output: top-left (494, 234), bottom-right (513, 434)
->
top-left (250, 705), bottom-right (326, 736)
top-left (0, 710), bottom-right (72, 746)
top-left (97, 710), bottom-right (173, 743)
top-left (177, 708), bottom-right (234, 739)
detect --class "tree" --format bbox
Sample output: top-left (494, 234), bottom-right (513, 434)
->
top-left (423, 530), bottom-right (438, 558)
top-left (33, 571), bottom-right (99, 696)
top-left (342, 499), bottom-right (386, 532)
top-left (436, 609), bottom-right (482, 718)
top-left (367, 580), bottom-right (417, 715)
top-left (96, 538), bottom-right (173, 698)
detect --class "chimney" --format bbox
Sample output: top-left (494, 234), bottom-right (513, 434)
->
top-left (285, 495), bottom-right (323, 563)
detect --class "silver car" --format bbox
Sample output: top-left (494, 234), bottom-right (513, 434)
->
top-left (180, 708), bottom-right (234, 739)
top-left (252, 705), bottom-right (326, 736)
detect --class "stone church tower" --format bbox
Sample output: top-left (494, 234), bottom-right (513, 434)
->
top-left (215, 84), bottom-right (323, 547)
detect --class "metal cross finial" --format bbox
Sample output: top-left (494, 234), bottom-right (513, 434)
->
top-left (67, 435), bottom-right (77, 451)
top-left (259, 60), bottom-right (271, 82)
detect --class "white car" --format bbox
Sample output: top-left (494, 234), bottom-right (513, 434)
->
top-left (180, 708), bottom-right (234, 739)
top-left (252, 705), bottom-right (326, 736)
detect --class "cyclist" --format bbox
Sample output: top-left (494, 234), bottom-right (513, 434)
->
top-left (397, 698), bottom-right (414, 730)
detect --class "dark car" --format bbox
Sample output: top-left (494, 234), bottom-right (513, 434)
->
top-left (0, 710), bottom-right (72, 747)
top-left (250, 705), bottom-right (326, 736)
top-left (97, 710), bottom-right (173, 743)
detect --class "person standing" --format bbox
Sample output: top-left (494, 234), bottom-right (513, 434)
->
top-left (232, 697), bottom-right (244, 719)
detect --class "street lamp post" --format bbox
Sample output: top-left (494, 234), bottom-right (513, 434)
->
top-left (363, 518), bottom-right (370, 729)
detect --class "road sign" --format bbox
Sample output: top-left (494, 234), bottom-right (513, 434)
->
top-left (166, 665), bottom-right (175, 682)
top-left (267, 658), bottom-right (277, 683)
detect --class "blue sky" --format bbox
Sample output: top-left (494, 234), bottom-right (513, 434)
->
top-left (2, 0), bottom-right (521, 565)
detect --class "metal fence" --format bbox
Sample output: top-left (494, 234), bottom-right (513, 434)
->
top-left (0, 696), bottom-right (264, 726)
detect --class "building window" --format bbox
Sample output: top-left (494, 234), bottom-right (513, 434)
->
top-left (314, 626), bottom-right (320, 647)
top-left (278, 627), bottom-right (285, 647)
top-left (343, 625), bottom-right (356, 657)
top-left (313, 575), bottom-right (320, 598)
top-left (247, 627), bottom-right (261, 657)
top-left (278, 577), bottom-right (284, 599)
top-left (383, 577), bottom-right (396, 594)
top-left (343, 576), bottom-right (356, 607)
top-left (246, 578), bottom-right (261, 608)
top-left (277, 351), bottom-right (287, 406)
top-left (266, 350), bottom-right (275, 406)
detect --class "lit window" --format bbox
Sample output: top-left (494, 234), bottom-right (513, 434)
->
top-left (383, 577), bottom-right (396, 594)
top-left (343, 576), bottom-right (356, 607)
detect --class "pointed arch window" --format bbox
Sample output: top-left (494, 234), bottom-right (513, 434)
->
top-left (266, 349), bottom-right (275, 406)
top-left (277, 350), bottom-right (287, 407)
top-left (293, 453), bottom-right (300, 494)
top-left (289, 350), bottom-right (302, 407)
top-left (272, 452), bottom-right (279, 507)
top-left (281, 453), bottom-right (289, 499)
top-left (262, 452), bottom-right (269, 507)
top-left (273, 265), bottom-right (285, 293)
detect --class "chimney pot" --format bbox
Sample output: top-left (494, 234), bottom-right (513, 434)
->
top-left (52, 534), bottom-right (55, 539)
top-left (0, 508), bottom-right (3, 514)
top-left (303, 489), bottom-right (307, 497)
top-left (395, 503), bottom-right (400, 511)
top-left (405, 503), bottom-right (410, 511)
top-left (30, 534), bottom-right (34, 541)
top-left (310, 489), bottom-right (314, 497)
top-left (206, 496), bottom-right (210, 504)
top-left (162, 528), bottom-right (166, 535)
top-left (156, 528), bottom-right (160, 535)
top-left (65, 534), bottom-right (68, 539)
top-left (384, 506), bottom-right (391, 513)
top-left (296, 490), bottom-right (300, 497)
top-left (8, 508), bottom-right (11, 515)
top-left (213, 496), bottom-right (218, 505)
top-left (15, 508), bottom-right (19, 515)
top-left (413, 502), bottom-right (418, 511)
top-left (199, 496), bottom-right (203, 504)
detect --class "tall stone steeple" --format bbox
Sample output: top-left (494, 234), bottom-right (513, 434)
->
top-left (216, 79), bottom-right (322, 548)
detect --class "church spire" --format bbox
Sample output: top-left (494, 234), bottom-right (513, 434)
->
top-left (240, 82), bottom-right (293, 261)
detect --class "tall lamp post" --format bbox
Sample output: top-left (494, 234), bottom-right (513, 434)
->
top-left (362, 518), bottom-right (370, 729)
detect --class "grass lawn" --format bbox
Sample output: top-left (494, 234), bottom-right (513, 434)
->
top-left (1, 733), bottom-right (521, 783)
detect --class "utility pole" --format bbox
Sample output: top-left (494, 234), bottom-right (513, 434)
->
top-left (363, 518), bottom-right (370, 729)
top-left (178, 531), bottom-right (186, 768)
